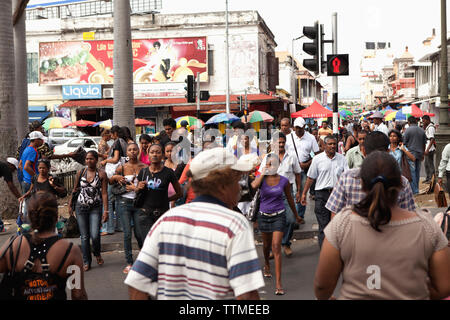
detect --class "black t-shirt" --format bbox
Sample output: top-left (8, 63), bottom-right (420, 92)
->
top-left (0, 161), bottom-right (13, 182)
top-left (110, 138), bottom-right (128, 158)
top-left (136, 166), bottom-right (177, 212)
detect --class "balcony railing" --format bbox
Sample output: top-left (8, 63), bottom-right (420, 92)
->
top-left (26, 0), bottom-right (162, 20)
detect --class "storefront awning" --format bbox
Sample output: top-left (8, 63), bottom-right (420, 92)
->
top-left (28, 111), bottom-right (51, 123)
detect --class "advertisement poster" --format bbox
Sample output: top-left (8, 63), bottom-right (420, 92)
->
top-left (39, 37), bottom-right (207, 85)
top-left (53, 105), bottom-right (71, 120)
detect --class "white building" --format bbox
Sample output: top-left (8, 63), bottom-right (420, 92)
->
top-left (24, 1), bottom-right (287, 132)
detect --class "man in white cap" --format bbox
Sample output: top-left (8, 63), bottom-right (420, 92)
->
top-left (285, 117), bottom-right (320, 221)
top-left (19, 131), bottom-right (45, 197)
top-left (371, 111), bottom-right (389, 136)
top-left (125, 148), bottom-right (264, 300)
top-left (1, 158), bottom-right (21, 200)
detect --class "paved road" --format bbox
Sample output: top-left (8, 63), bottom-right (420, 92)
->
top-left (64, 238), bottom-right (327, 300)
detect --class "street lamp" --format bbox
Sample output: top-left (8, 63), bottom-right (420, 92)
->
top-left (292, 35), bottom-right (304, 107)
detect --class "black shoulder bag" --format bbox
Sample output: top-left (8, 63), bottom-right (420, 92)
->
top-left (133, 168), bottom-right (148, 208)
top-left (70, 168), bottom-right (86, 212)
top-left (111, 165), bottom-right (128, 198)
top-left (0, 235), bottom-right (23, 299)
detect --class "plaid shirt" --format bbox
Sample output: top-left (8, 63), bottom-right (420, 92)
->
top-left (325, 168), bottom-right (416, 214)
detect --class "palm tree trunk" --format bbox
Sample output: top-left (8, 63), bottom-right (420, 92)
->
top-left (13, 0), bottom-right (29, 142)
top-left (113, 0), bottom-right (135, 138)
top-left (0, 0), bottom-right (19, 218)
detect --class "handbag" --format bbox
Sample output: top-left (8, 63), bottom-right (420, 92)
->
top-left (434, 183), bottom-right (448, 208)
top-left (246, 189), bottom-right (260, 222)
top-left (400, 152), bottom-right (412, 182)
top-left (62, 215), bottom-right (80, 238)
top-left (70, 168), bottom-right (86, 212)
top-left (111, 166), bottom-right (128, 197)
top-left (133, 168), bottom-right (149, 208)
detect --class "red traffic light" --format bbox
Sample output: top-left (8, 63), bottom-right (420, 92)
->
top-left (327, 54), bottom-right (349, 76)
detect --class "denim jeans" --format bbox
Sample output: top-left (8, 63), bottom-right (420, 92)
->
top-left (102, 184), bottom-right (123, 233)
top-left (282, 185), bottom-right (296, 248)
top-left (20, 181), bottom-right (31, 221)
top-left (117, 197), bottom-right (144, 264)
top-left (295, 172), bottom-right (307, 219)
top-left (76, 204), bottom-right (102, 266)
top-left (411, 159), bottom-right (422, 195)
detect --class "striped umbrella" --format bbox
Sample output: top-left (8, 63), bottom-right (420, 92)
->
top-left (241, 110), bottom-right (274, 123)
top-left (93, 119), bottom-right (113, 129)
top-left (42, 117), bottom-right (73, 130)
top-left (384, 111), bottom-right (397, 121)
top-left (205, 113), bottom-right (240, 124)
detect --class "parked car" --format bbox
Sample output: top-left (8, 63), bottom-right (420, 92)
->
top-left (54, 137), bottom-right (101, 155)
top-left (48, 128), bottom-right (88, 146)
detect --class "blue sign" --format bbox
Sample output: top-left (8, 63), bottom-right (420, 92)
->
top-left (62, 85), bottom-right (102, 100)
top-left (27, 0), bottom-right (90, 9)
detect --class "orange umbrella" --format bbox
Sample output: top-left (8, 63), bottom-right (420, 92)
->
top-left (68, 119), bottom-right (96, 127)
top-left (135, 118), bottom-right (155, 126)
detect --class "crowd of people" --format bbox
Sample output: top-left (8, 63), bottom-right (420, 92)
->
top-left (0, 112), bottom-right (449, 301)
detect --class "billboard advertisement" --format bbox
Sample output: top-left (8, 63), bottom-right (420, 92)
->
top-left (39, 37), bottom-right (208, 85)
top-left (62, 84), bottom-right (102, 99)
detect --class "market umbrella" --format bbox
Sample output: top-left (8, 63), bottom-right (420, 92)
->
top-left (42, 117), bottom-right (73, 130)
top-left (384, 111), bottom-right (398, 121)
top-left (291, 101), bottom-right (332, 119)
top-left (405, 104), bottom-right (424, 118)
top-left (68, 119), bottom-right (96, 127)
top-left (241, 110), bottom-right (274, 123)
top-left (395, 109), bottom-right (407, 121)
top-left (135, 118), bottom-right (155, 126)
top-left (175, 116), bottom-right (203, 128)
top-left (93, 119), bottom-right (113, 129)
top-left (205, 113), bottom-right (240, 124)
top-left (424, 112), bottom-right (436, 117)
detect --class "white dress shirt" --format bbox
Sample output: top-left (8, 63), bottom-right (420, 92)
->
top-left (425, 124), bottom-right (436, 152)
top-left (259, 151), bottom-right (302, 185)
top-left (438, 143), bottom-right (450, 178)
top-left (307, 151), bottom-right (348, 190)
top-left (285, 131), bottom-right (319, 163)
top-left (374, 122), bottom-right (389, 136)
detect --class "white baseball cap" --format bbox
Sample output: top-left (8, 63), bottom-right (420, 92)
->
top-left (6, 157), bottom-right (18, 169)
top-left (293, 117), bottom-right (306, 128)
top-left (29, 131), bottom-right (45, 140)
top-left (190, 148), bottom-right (254, 181)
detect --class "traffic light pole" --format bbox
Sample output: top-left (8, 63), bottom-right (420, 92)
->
top-left (332, 12), bottom-right (339, 135)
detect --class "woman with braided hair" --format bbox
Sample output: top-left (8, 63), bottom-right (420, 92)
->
top-left (0, 191), bottom-right (87, 300)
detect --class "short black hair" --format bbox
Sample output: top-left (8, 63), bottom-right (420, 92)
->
top-left (86, 150), bottom-right (99, 161)
top-left (232, 121), bottom-right (245, 130)
top-left (408, 116), bottom-right (417, 124)
top-left (422, 115), bottom-right (431, 121)
top-left (388, 129), bottom-right (403, 142)
top-left (111, 125), bottom-right (122, 134)
top-left (139, 134), bottom-right (153, 143)
top-left (364, 131), bottom-right (389, 155)
top-left (163, 118), bottom-right (176, 129)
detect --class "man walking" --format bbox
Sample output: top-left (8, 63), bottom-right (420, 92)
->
top-left (285, 117), bottom-right (320, 221)
top-left (300, 135), bottom-right (348, 248)
top-left (403, 116), bottom-right (427, 194)
top-left (422, 115), bottom-right (436, 183)
top-left (371, 111), bottom-right (389, 136)
top-left (345, 130), bottom-right (367, 169)
top-left (125, 148), bottom-right (264, 300)
top-left (325, 132), bottom-right (416, 217)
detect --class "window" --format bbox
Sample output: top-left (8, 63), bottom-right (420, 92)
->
top-left (366, 42), bottom-right (375, 50)
top-left (377, 42), bottom-right (386, 49)
top-left (52, 132), bottom-right (63, 137)
top-left (68, 139), bottom-right (83, 148)
top-left (84, 139), bottom-right (96, 148)
top-left (27, 53), bottom-right (39, 84)
top-left (65, 131), bottom-right (77, 138)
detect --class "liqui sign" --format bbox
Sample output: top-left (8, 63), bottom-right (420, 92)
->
top-left (62, 85), bottom-right (102, 100)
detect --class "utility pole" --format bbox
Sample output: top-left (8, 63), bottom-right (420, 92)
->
top-left (435, 0), bottom-right (450, 179)
top-left (292, 36), bottom-right (304, 108)
top-left (196, 72), bottom-right (201, 119)
top-left (332, 12), bottom-right (339, 135)
top-left (225, 0), bottom-right (230, 114)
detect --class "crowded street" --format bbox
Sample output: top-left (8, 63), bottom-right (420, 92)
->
top-left (0, 0), bottom-right (449, 308)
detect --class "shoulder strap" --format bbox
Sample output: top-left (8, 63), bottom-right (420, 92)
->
top-left (290, 133), bottom-right (300, 163)
top-left (0, 235), bottom-right (18, 260)
top-left (56, 242), bottom-right (73, 273)
top-left (9, 236), bottom-right (23, 275)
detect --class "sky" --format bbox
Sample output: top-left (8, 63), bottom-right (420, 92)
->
top-left (28, 0), bottom-right (449, 99)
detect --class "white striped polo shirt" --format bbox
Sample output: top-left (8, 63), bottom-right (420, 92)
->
top-left (124, 195), bottom-right (265, 300)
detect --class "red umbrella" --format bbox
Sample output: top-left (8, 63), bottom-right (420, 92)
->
top-left (291, 101), bottom-right (333, 119)
top-left (135, 118), bottom-right (155, 126)
top-left (423, 112), bottom-right (435, 117)
top-left (68, 119), bottom-right (96, 127)
top-left (409, 104), bottom-right (424, 117)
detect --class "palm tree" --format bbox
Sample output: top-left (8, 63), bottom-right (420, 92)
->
top-left (113, 0), bottom-right (135, 138)
top-left (13, 0), bottom-right (29, 142)
top-left (0, 0), bottom-right (19, 218)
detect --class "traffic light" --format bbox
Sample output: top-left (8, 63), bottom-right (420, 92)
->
top-left (327, 54), bottom-right (349, 76)
top-left (302, 21), bottom-right (320, 74)
top-left (199, 90), bottom-right (210, 101)
top-left (184, 75), bottom-right (195, 103)
top-left (237, 96), bottom-right (243, 110)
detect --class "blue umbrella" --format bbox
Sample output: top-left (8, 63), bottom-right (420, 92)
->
top-left (395, 108), bottom-right (407, 121)
top-left (205, 113), bottom-right (240, 124)
top-left (324, 105), bottom-right (332, 111)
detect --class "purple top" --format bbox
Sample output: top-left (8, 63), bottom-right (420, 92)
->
top-left (259, 175), bottom-right (289, 213)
